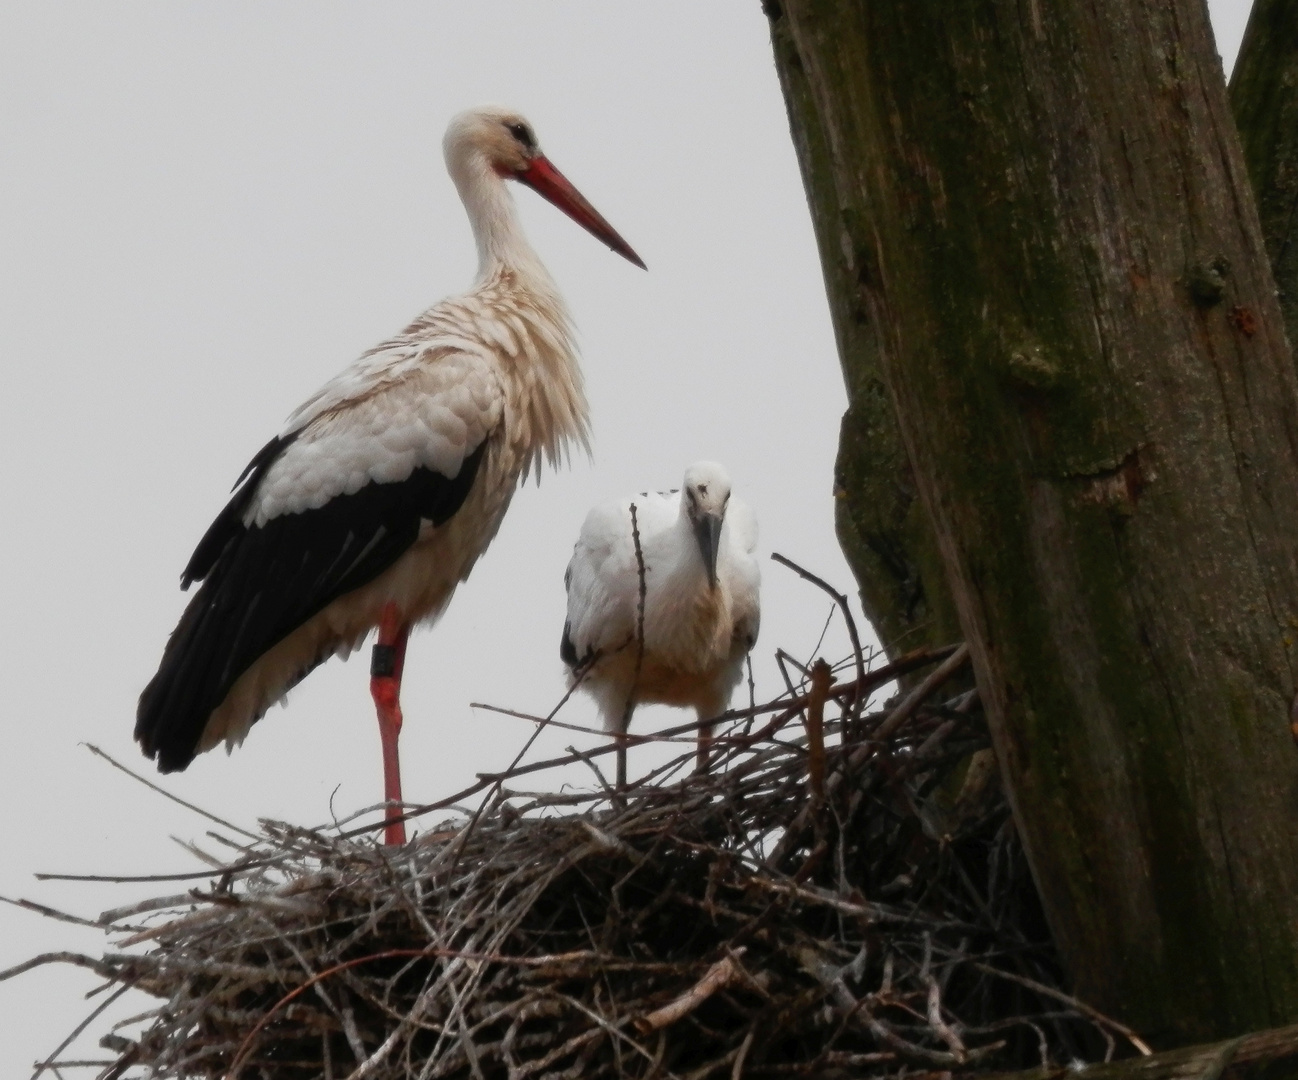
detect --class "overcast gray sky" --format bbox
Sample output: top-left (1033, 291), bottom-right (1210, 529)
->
top-left (0, 1), bottom-right (1253, 1070)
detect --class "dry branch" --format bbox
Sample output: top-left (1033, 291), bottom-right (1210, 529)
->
top-left (635, 951), bottom-right (745, 1033)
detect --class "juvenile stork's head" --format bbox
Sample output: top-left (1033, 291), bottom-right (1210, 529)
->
top-left (681, 461), bottom-right (733, 589)
top-left (443, 106), bottom-right (644, 268)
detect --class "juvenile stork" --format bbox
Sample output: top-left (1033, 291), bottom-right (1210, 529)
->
top-left (136, 106), bottom-right (643, 844)
top-left (562, 462), bottom-right (760, 785)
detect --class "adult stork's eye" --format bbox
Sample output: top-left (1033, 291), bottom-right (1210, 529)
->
top-left (505, 122), bottom-right (536, 150)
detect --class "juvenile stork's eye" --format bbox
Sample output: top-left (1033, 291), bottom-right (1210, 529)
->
top-left (505, 122), bottom-right (535, 150)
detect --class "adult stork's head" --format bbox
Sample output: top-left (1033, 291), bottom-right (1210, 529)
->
top-left (681, 461), bottom-right (733, 589)
top-left (443, 106), bottom-right (645, 268)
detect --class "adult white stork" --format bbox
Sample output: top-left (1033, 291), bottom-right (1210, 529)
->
top-left (136, 106), bottom-right (643, 845)
top-left (561, 462), bottom-right (761, 785)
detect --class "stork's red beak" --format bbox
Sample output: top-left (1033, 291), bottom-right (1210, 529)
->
top-left (515, 156), bottom-right (646, 269)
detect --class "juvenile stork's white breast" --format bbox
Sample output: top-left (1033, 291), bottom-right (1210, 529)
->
top-left (562, 462), bottom-right (761, 783)
top-left (135, 105), bottom-right (643, 845)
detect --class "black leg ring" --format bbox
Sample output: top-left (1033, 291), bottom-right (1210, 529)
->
top-left (371, 644), bottom-right (397, 678)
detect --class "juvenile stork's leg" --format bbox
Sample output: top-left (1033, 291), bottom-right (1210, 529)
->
top-left (370, 602), bottom-right (411, 846)
top-left (695, 719), bottom-right (715, 775)
top-left (613, 699), bottom-right (635, 795)
top-left (695, 694), bottom-right (726, 775)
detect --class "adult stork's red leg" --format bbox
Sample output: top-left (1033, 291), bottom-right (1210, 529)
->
top-left (370, 602), bottom-right (411, 845)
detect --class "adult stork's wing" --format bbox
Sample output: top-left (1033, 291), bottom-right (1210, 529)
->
top-left (136, 345), bottom-right (503, 772)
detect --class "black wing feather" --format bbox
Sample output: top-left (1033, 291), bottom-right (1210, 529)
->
top-left (182, 433), bottom-right (297, 588)
top-left (136, 440), bottom-right (488, 773)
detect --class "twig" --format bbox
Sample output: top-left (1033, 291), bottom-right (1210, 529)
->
top-left (30, 983), bottom-right (133, 1080)
top-left (618, 501), bottom-right (649, 790)
top-left (568, 745), bottom-right (618, 803)
top-left (771, 553), bottom-right (867, 727)
top-left (804, 660), bottom-right (832, 806)
top-left (732, 1026), bottom-right (756, 1080)
top-left (635, 950), bottom-right (745, 1033)
top-left (864, 644), bottom-right (971, 748)
top-left (82, 743), bottom-right (261, 841)
top-left (969, 962), bottom-right (1153, 1055)
top-left (35, 857), bottom-right (279, 885)
top-left (0, 952), bottom-right (123, 984)
top-left (0, 895), bottom-right (103, 930)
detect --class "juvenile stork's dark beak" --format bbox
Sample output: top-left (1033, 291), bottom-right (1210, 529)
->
top-left (693, 513), bottom-right (723, 588)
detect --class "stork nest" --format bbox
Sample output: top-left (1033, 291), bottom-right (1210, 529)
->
top-left (12, 643), bottom-right (1145, 1079)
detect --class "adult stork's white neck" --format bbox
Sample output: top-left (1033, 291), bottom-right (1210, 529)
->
top-left (444, 107), bottom-right (645, 284)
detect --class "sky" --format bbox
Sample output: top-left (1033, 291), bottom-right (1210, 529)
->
top-left (0, 1), bottom-right (1254, 1073)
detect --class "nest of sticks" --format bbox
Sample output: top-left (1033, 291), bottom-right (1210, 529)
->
top-left (13, 615), bottom-right (1149, 1079)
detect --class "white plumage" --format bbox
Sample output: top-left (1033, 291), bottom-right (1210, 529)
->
top-left (137, 105), bottom-right (643, 844)
top-left (562, 462), bottom-right (761, 782)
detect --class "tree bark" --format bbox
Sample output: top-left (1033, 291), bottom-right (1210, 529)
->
top-left (983, 1020), bottom-right (1298, 1080)
top-left (766, 0), bottom-right (1298, 1047)
top-left (768, 7), bottom-right (961, 655)
top-left (1231, 0), bottom-right (1298, 349)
